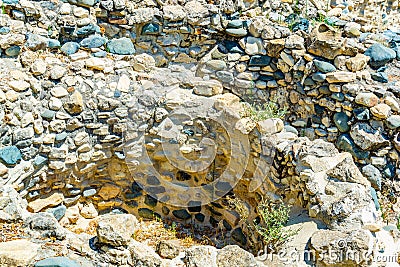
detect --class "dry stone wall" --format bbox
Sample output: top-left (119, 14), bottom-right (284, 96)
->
top-left (0, 0), bottom-right (399, 262)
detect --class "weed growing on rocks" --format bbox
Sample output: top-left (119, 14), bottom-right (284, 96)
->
top-left (241, 101), bottom-right (287, 122)
top-left (254, 199), bottom-right (300, 251)
top-left (229, 197), bottom-right (299, 252)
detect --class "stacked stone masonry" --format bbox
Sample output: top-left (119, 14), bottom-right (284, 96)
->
top-left (0, 0), bottom-right (399, 265)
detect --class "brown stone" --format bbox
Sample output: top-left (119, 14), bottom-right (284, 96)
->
top-left (64, 91), bottom-right (84, 115)
top-left (325, 71), bottom-right (357, 83)
top-left (370, 103), bottom-right (391, 119)
top-left (346, 54), bottom-right (370, 72)
top-left (27, 192), bottom-right (64, 212)
top-left (265, 39), bottom-right (285, 57)
top-left (355, 92), bottom-right (379, 107)
top-left (98, 184), bottom-right (121, 200)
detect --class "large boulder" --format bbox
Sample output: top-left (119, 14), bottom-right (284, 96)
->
top-left (0, 239), bottom-right (40, 266)
top-left (310, 229), bottom-right (375, 266)
top-left (96, 214), bottom-right (138, 246)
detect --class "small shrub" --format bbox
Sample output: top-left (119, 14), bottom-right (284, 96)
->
top-left (254, 199), bottom-right (300, 250)
top-left (240, 101), bottom-right (287, 122)
top-left (229, 197), bottom-right (299, 252)
top-left (1, 4), bottom-right (6, 14)
top-left (397, 216), bottom-right (400, 231)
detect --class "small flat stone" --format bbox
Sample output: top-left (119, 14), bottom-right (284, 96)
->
top-left (80, 35), bottom-right (107, 48)
top-left (325, 71), bottom-right (356, 83)
top-left (85, 57), bottom-right (106, 70)
top-left (371, 72), bottom-right (388, 83)
top-left (249, 55), bottom-right (271, 66)
top-left (51, 87), bottom-right (68, 98)
top-left (387, 115), bottom-right (400, 129)
top-left (8, 80), bottom-right (30, 92)
top-left (27, 192), bottom-right (64, 213)
top-left (333, 112), bottom-right (350, 132)
top-left (226, 28), bottom-right (247, 37)
top-left (5, 45), bottom-right (21, 56)
top-left (61, 42), bottom-right (80, 55)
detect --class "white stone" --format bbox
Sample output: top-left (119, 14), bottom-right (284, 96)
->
top-left (51, 86), bottom-right (69, 98)
top-left (31, 59), bottom-right (47, 75)
top-left (117, 74), bottom-right (130, 93)
top-left (8, 80), bottom-right (30, 92)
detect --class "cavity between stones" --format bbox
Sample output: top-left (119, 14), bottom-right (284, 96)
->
top-left (123, 105), bottom-right (252, 208)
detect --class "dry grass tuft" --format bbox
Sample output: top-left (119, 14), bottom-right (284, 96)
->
top-left (0, 221), bottom-right (26, 242)
top-left (133, 218), bottom-right (213, 249)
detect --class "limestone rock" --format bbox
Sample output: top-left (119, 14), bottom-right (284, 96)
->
top-left (256, 118), bottom-right (284, 135)
top-left (129, 240), bottom-right (163, 266)
top-left (8, 80), bottom-right (30, 92)
top-left (346, 54), bottom-right (370, 72)
top-left (235, 117), bottom-right (256, 134)
top-left (350, 123), bottom-right (389, 150)
top-left (193, 80), bottom-right (223, 96)
top-left (64, 91), bottom-right (84, 115)
top-left (325, 71), bottom-right (356, 83)
top-left (31, 59), bottom-right (47, 75)
top-left (310, 229), bottom-right (374, 267)
top-left (0, 186), bottom-right (28, 222)
top-left (326, 153), bottom-right (370, 186)
top-left (370, 103), bottom-right (391, 119)
top-left (97, 214), bottom-right (138, 246)
top-left (156, 240), bottom-right (182, 259)
top-left (25, 212), bottom-right (66, 240)
top-left (0, 240), bottom-right (39, 267)
top-left (50, 65), bottom-right (67, 80)
top-left (132, 53), bottom-right (156, 71)
top-left (216, 245), bottom-right (258, 267)
top-left (184, 246), bottom-right (218, 267)
top-left (86, 57), bottom-right (106, 70)
top-left (98, 184), bottom-right (121, 200)
top-left (355, 92), bottom-right (379, 107)
top-left (27, 192), bottom-right (64, 212)
top-left (163, 5), bottom-right (186, 21)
